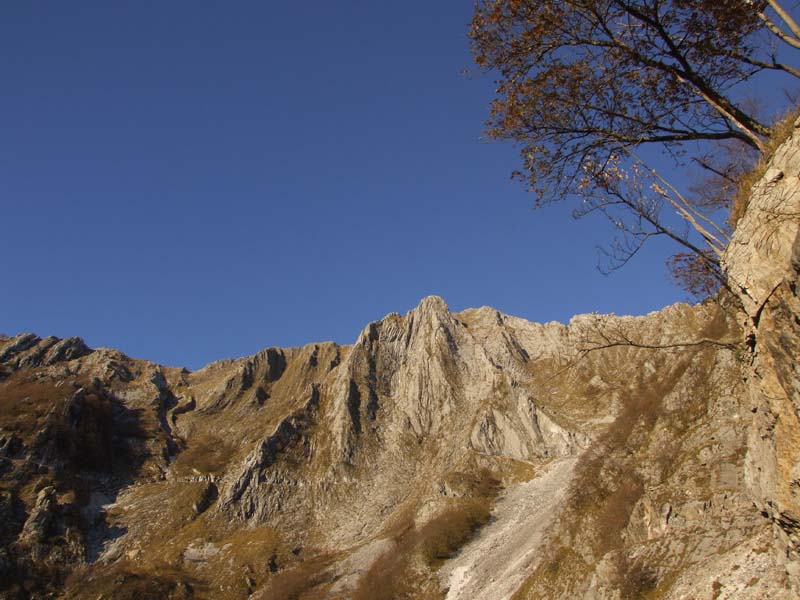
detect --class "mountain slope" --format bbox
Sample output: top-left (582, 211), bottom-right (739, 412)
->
top-left (1, 123), bottom-right (799, 600)
top-left (0, 296), bottom-right (780, 600)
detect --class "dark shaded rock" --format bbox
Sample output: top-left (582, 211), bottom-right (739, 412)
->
top-left (20, 486), bottom-right (56, 543)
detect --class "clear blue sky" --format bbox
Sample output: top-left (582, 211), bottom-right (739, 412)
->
top-left (0, 2), bottom-right (770, 369)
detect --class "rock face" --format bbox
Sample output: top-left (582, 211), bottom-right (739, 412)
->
top-left (723, 117), bottom-right (800, 580)
top-left (0, 131), bottom-right (798, 600)
top-left (19, 487), bottom-right (57, 544)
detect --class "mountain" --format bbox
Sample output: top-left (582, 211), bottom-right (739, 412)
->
top-left (1, 126), bottom-right (799, 600)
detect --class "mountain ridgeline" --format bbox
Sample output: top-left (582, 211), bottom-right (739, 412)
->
top-left (1, 125), bottom-right (799, 599)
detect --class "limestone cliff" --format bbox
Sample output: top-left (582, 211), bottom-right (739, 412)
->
top-left (0, 127), bottom-right (799, 600)
top-left (723, 116), bottom-right (800, 583)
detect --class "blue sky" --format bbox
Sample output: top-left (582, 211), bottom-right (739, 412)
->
top-left (1, 2), bottom-right (791, 369)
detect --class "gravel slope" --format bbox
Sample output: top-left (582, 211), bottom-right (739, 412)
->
top-left (439, 458), bottom-right (577, 600)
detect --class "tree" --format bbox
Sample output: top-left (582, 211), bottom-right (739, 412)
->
top-left (575, 148), bottom-right (730, 288)
top-left (470, 0), bottom-right (799, 295)
top-left (751, 0), bottom-right (800, 49)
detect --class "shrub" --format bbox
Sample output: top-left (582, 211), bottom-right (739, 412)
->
top-left (62, 564), bottom-right (198, 600)
top-left (258, 555), bottom-right (333, 600)
top-left (614, 553), bottom-right (658, 600)
top-left (352, 468), bottom-right (500, 599)
top-left (417, 498), bottom-right (492, 566)
top-left (351, 546), bottom-right (414, 600)
top-left (595, 476), bottom-right (644, 553)
top-left (730, 108), bottom-right (800, 226)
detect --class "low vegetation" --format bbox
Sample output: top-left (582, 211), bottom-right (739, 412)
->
top-left (170, 434), bottom-right (236, 477)
top-left (614, 553), bottom-right (660, 600)
top-left (730, 108), bottom-right (800, 226)
top-left (256, 554), bottom-right (335, 600)
top-left (62, 562), bottom-right (202, 600)
top-left (352, 468), bottom-right (501, 600)
top-left (512, 341), bottom-right (729, 599)
top-left (418, 496), bottom-right (493, 567)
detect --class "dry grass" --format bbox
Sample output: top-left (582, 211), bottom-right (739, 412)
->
top-left (62, 562), bottom-right (202, 600)
top-left (350, 541), bottom-right (447, 600)
top-left (498, 457), bottom-right (538, 483)
top-left (442, 467), bottom-right (503, 500)
top-left (510, 546), bottom-right (589, 600)
top-left (0, 373), bottom-right (76, 436)
top-left (730, 108), bottom-right (800, 226)
top-left (614, 553), bottom-right (659, 600)
top-left (566, 358), bottom-right (693, 558)
top-left (419, 469), bottom-right (501, 566)
top-left (205, 526), bottom-right (289, 595)
top-left (170, 434), bottom-right (236, 476)
top-left (0, 369), bottom-right (174, 475)
top-left (351, 469), bottom-right (501, 600)
top-left (123, 506), bottom-right (297, 599)
top-left (417, 497), bottom-right (493, 566)
top-left (351, 541), bottom-right (415, 600)
top-left (257, 554), bottom-right (335, 600)
top-left (568, 363), bottom-right (672, 548)
top-left (512, 349), bottom-right (714, 599)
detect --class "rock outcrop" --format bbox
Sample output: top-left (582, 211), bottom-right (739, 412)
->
top-left (723, 116), bottom-right (800, 582)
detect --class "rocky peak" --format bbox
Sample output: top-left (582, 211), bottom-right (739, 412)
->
top-left (0, 333), bottom-right (92, 371)
top-left (413, 294), bottom-right (449, 317)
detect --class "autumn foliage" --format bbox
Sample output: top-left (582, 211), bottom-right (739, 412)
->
top-left (470, 0), bottom-right (800, 296)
